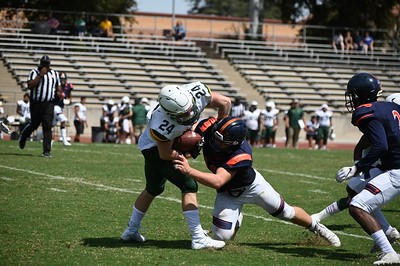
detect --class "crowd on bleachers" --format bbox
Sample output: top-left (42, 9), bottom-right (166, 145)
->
top-left (331, 30), bottom-right (374, 55)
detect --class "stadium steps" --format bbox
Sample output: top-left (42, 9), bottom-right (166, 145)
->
top-left (0, 61), bottom-right (23, 103)
top-left (208, 58), bottom-right (264, 105)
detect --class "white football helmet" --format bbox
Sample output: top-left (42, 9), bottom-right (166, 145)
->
top-left (265, 101), bottom-right (275, 109)
top-left (158, 85), bottom-right (200, 125)
top-left (386, 93), bottom-right (400, 105)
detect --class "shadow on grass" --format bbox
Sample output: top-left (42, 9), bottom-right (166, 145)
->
top-left (244, 242), bottom-right (364, 262)
top-left (82, 237), bottom-right (190, 249)
top-left (325, 223), bottom-right (358, 231)
top-left (0, 153), bottom-right (34, 157)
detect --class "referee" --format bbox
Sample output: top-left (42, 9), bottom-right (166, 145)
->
top-left (19, 55), bottom-right (61, 157)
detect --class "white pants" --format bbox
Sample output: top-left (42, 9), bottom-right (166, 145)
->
top-left (121, 118), bottom-right (130, 133)
top-left (348, 167), bottom-right (383, 193)
top-left (52, 105), bottom-right (67, 126)
top-left (212, 169), bottom-right (285, 240)
top-left (350, 169), bottom-right (400, 213)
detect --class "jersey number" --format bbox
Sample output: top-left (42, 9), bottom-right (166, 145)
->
top-left (159, 120), bottom-right (175, 135)
top-left (191, 85), bottom-right (207, 99)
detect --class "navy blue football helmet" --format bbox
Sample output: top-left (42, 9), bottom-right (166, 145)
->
top-left (210, 117), bottom-right (247, 152)
top-left (345, 72), bottom-right (382, 112)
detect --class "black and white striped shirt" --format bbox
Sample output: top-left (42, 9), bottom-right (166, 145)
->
top-left (28, 68), bottom-right (61, 102)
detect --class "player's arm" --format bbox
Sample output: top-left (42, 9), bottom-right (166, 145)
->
top-left (355, 119), bottom-right (388, 172)
top-left (173, 154), bottom-right (233, 189)
top-left (207, 92), bottom-right (231, 120)
top-left (353, 134), bottom-right (369, 162)
top-left (150, 128), bottom-right (181, 160)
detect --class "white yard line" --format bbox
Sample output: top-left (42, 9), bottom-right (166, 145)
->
top-left (0, 164), bottom-right (371, 241)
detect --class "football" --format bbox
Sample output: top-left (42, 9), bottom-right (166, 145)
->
top-left (172, 131), bottom-right (202, 152)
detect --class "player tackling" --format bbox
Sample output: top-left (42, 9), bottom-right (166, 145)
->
top-left (121, 82), bottom-right (231, 249)
top-left (173, 116), bottom-right (341, 246)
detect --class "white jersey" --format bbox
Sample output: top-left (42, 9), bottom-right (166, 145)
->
top-left (315, 109), bottom-right (332, 127)
top-left (74, 102), bottom-right (87, 121)
top-left (243, 109), bottom-right (261, 130)
top-left (231, 103), bottom-right (245, 117)
top-left (138, 81), bottom-right (212, 151)
top-left (17, 100), bottom-right (30, 119)
top-left (260, 109), bottom-right (278, 127)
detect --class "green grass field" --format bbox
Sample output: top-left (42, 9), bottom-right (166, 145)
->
top-left (1, 140), bottom-right (399, 265)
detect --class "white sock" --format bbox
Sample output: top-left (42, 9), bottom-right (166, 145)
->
top-left (371, 230), bottom-right (396, 254)
top-left (183, 209), bottom-right (204, 240)
top-left (308, 218), bottom-right (318, 231)
top-left (61, 127), bottom-right (68, 142)
top-left (314, 202), bottom-right (339, 222)
top-left (128, 207), bottom-right (145, 229)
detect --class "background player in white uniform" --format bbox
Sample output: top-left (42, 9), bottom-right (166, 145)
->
top-left (16, 93), bottom-right (31, 136)
top-left (260, 101), bottom-right (279, 148)
top-left (243, 100), bottom-right (261, 147)
top-left (314, 104), bottom-right (333, 150)
top-left (173, 116), bottom-right (340, 246)
top-left (121, 81), bottom-right (231, 250)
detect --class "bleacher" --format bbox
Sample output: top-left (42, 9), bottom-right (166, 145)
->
top-left (0, 31), bottom-right (242, 106)
top-left (213, 39), bottom-right (400, 113)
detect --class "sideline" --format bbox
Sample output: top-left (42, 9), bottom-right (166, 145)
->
top-left (0, 164), bottom-right (370, 241)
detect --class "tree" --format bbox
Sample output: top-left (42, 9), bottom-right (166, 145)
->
top-left (4, 0), bottom-right (137, 14)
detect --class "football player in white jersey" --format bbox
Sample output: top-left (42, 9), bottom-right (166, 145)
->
top-left (121, 81), bottom-right (231, 250)
top-left (260, 101), bottom-right (279, 148)
top-left (16, 93), bottom-right (31, 135)
top-left (314, 104), bottom-right (333, 150)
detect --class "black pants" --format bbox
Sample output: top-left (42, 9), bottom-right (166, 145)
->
top-left (21, 101), bottom-right (54, 153)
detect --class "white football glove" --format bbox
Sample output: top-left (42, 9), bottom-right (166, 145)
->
top-left (336, 166), bottom-right (357, 183)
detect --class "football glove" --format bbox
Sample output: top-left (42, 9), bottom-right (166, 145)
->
top-left (336, 166), bottom-right (357, 183)
top-left (189, 137), bottom-right (204, 159)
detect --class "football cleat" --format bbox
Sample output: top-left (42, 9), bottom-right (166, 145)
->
top-left (63, 141), bottom-right (72, 146)
top-left (313, 222), bottom-right (341, 247)
top-left (120, 227), bottom-right (145, 242)
top-left (191, 235), bottom-right (225, 250)
top-left (41, 152), bottom-right (52, 158)
top-left (370, 228), bottom-right (400, 253)
top-left (0, 121), bottom-right (11, 135)
top-left (373, 252), bottom-right (400, 265)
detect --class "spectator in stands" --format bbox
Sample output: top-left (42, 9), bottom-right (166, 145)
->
top-left (362, 31), bottom-right (374, 55)
top-left (172, 20), bottom-right (186, 41)
top-left (344, 31), bottom-right (354, 53)
top-left (306, 115), bottom-right (319, 150)
top-left (118, 96), bottom-right (134, 144)
top-left (16, 93), bottom-right (31, 136)
top-left (86, 15), bottom-right (101, 37)
top-left (131, 97), bottom-right (148, 144)
top-left (243, 100), bottom-right (262, 148)
top-left (33, 13), bottom-right (50, 35)
top-left (331, 32), bottom-right (344, 53)
top-left (73, 97), bottom-right (88, 143)
top-left (284, 99), bottom-right (305, 149)
top-left (47, 12), bottom-right (60, 35)
top-left (99, 16), bottom-right (114, 39)
top-left (315, 104), bottom-right (333, 150)
top-left (74, 14), bottom-right (86, 39)
top-left (353, 30), bottom-right (363, 52)
top-left (230, 96), bottom-right (245, 118)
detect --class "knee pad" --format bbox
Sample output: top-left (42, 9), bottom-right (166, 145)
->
top-left (145, 185), bottom-right (165, 197)
top-left (179, 176), bottom-right (198, 193)
top-left (212, 217), bottom-right (235, 241)
top-left (274, 202), bottom-right (295, 221)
